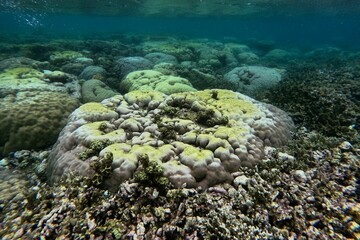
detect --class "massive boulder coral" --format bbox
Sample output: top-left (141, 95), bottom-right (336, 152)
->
top-left (79, 65), bottom-right (107, 80)
top-left (0, 67), bottom-right (80, 156)
top-left (0, 57), bottom-right (49, 71)
top-left (144, 52), bottom-right (178, 65)
top-left (142, 41), bottom-right (195, 61)
top-left (119, 70), bottom-right (197, 94)
top-left (114, 56), bottom-right (153, 79)
top-left (49, 51), bottom-right (94, 75)
top-left (49, 50), bottom-right (85, 65)
top-left (81, 79), bottom-right (118, 103)
top-left (224, 66), bottom-right (284, 96)
top-left (47, 89), bottom-right (294, 190)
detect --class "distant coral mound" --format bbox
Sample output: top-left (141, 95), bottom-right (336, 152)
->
top-left (224, 66), bottom-right (284, 96)
top-left (114, 56), bottom-right (153, 79)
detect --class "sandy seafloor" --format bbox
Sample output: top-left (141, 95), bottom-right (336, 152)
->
top-left (0, 34), bottom-right (359, 239)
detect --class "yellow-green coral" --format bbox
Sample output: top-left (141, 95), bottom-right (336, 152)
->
top-left (78, 103), bottom-right (112, 113)
top-left (0, 67), bottom-right (44, 81)
top-left (171, 89), bottom-right (262, 120)
top-left (120, 70), bottom-right (196, 95)
top-left (102, 144), bottom-right (174, 164)
top-left (74, 122), bottom-right (126, 146)
top-left (0, 67), bottom-right (46, 91)
top-left (70, 103), bottom-right (119, 122)
top-left (180, 145), bottom-right (214, 167)
top-left (50, 50), bottom-right (84, 63)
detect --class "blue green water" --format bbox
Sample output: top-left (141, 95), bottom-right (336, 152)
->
top-left (1, 4), bottom-right (360, 50)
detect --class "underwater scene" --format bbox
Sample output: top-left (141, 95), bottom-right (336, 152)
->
top-left (0, 0), bottom-right (360, 239)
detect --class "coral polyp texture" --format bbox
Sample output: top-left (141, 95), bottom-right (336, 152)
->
top-left (0, 67), bottom-right (80, 156)
top-left (47, 89), bottom-right (294, 190)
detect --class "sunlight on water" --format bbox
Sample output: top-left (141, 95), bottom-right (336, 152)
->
top-left (2, 0), bottom-right (360, 17)
top-left (0, 0), bottom-right (47, 27)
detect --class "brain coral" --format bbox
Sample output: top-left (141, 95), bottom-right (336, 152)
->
top-left (120, 70), bottom-right (197, 94)
top-left (47, 89), bottom-right (294, 190)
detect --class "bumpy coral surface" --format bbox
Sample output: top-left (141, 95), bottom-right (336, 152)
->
top-left (144, 52), bottom-right (178, 65)
top-left (79, 65), bottom-right (107, 80)
top-left (224, 66), bottom-right (283, 96)
top-left (47, 89), bottom-right (294, 190)
top-left (120, 70), bottom-right (197, 94)
top-left (0, 66), bottom-right (80, 156)
top-left (0, 91), bottom-right (79, 156)
top-left (49, 50), bottom-right (84, 65)
top-left (114, 56), bottom-right (153, 79)
top-left (81, 79), bottom-right (118, 103)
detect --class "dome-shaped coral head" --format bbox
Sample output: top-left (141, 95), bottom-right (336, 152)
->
top-left (47, 89), bottom-right (294, 191)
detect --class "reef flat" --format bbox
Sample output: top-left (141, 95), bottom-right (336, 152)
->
top-left (0, 35), bottom-right (359, 239)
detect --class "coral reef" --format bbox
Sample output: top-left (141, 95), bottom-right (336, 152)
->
top-left (0, 34), bottom-right (359, 239)
top-left (237, 51), bottom-right (260, 64)
top-left (224, 66), bottom-right (284, 97)
top-left (81, 79), bottom-right (118, 103)
top-left (1, 140), bottom-right (359, 239)
top-left (49, 50), bottom-right (94, 75)
top-left (0, 91), bottom-right (79, 156)
top-left (144, 52), bottom-right (178, 65)
top-left (49, 50), bottom-right (85, 65)
top-left (0, 66), bottom-right (80, 156)
top-left (113, 56), bottom-right (153, 79)
top-left (263, 48), bottom-right (298, 63)
top-left (142, 41), bottom-right (195, 61)
top-left (47, 89), bottom-right (294, 190)
top-left (79, 65), bottom-right (107, 80)
top-left (261, 64), bottom-right (360, 140)
top-left (119, 70), bottom-right (196, 94)
top-left (0, 57), bottom-right (49, 71)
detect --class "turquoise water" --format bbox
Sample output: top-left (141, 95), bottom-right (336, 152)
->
top-left (1, 2), bottom-right (360, 49)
